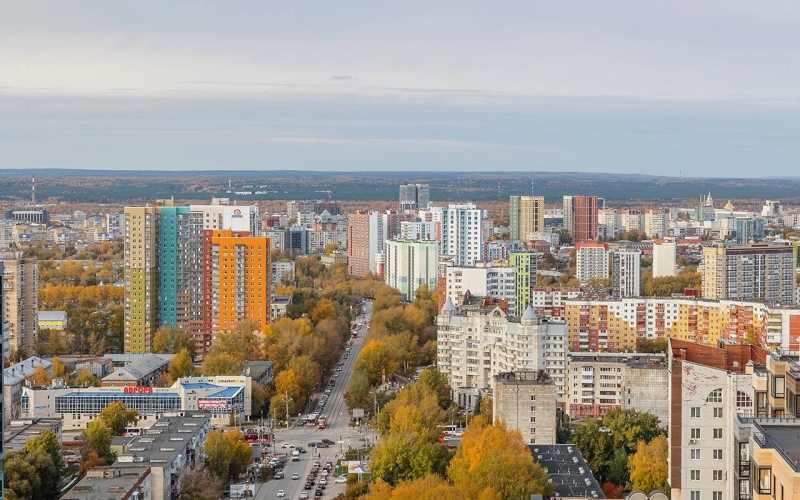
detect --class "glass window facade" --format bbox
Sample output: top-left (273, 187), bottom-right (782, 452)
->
top-left (55, 392), bottom-right (182, 415)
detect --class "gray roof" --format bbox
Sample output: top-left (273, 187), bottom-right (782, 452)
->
top-left (38, 310), bottom-right (68, 322)
top-left (101, 354), bottom-right (169, 382)
top-left (63, 466), bottom-right (151, 500)
top-left (4, 357), bottom-right (53, 385)
top-left (442, 297), bottom-right (456, 312)
top-left (521, 304), bottom-right (538, 321)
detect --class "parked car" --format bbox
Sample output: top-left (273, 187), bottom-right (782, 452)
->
top-left (321, 439), bottom-right (335, 445)
top-left (334, 475), bottom-right (347, 484)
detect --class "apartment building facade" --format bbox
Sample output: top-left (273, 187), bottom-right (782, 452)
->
top-left (702, 244), bottom-right (796, 304)
top-left (383, 239), bottom-right (439, 301)
top-left (509, 196), bottom-right (545, 241)
top-left (493, 371), bottom-right (558, 445)
top-left (611, 248), bottom-right (641, 299)
top-left (576, 243), bottom-right (609, 285)
top-left (1, 252), bottom-right (37, 354)
top-left (444, 262), bottom-right (516, 314)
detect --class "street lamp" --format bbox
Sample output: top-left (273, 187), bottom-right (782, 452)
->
top-left (285, 390), bottom-right (292, 430)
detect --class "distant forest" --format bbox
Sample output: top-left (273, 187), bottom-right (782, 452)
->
top-left (1, 169), bottom-right (798, 205)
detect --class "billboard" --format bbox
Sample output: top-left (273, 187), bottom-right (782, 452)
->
top-left (229, 483), bottom-right (255, 498)
top-left (198, 399), bottom-right (229, 410)
top-left (346, 461), bottom-right (370, 474)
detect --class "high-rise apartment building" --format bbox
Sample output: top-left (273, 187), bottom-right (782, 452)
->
top-left (1, 253), bottom-right (37, 355)
top-left (652, 239), bottom-right (677, 277)
top-left (571, 195), bottom-right (598, 243)
top-left (509, 251), bottom-right (538, 315)
top-left (347, 211), bottom-right (383, 278)
top-left (702, 244), bottom-right (795, 304)
top-left (440, 203), bottom-right (486, 266)
top-left (444, 261), bottom-right (516, 312)
top-left (611, 248), bottom-right (641, 299)
top-left (576, 243), bottom-right (609, 285)
top-left (734, 218), bottom-right (765, 245)
top-left (124, 206), bottom-right (160, 354)
top-left (124, 201), bottom-right (266, 355)
top-left (437, 301), bottom-right (568, 405)
top-left (400, 220), bottom-right (440, 241)
top-left (509, 196), bottom-right (545, 240)
top-left (211, 230), bottom-right (272, 337)
top-left (399, 183), bottom-right (431, 211)
top-left (562, 196), bottom-right (573, 234)
top-left (644, 209), bottom-right (670, 238)
top-left (493, 371), bottom-right (557, 445)
top-left (383, 240), bottom-right (439, 301)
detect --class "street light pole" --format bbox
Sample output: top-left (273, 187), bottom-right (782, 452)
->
top-left (285, 390), bottom-right (290, 430)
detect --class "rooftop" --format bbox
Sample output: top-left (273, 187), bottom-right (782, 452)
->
top-left (101, 354), bottom-right (170, 382)
top-left (529, 444), bottom-right (605, 499)
top-left (495, 370), bottom-right (554, 385)
top-left (114, 412), bottom-right (210, 466)
top-left (4, 356), bottom-right (53, 385)
top-left (62, 466), bottom-right (151, 500)
top-left (754, 423), bottom-right (800, 472)
top-left (4, 418), bottom-right (62, 453)
top-left (669, 338), bottom-right (767, 373)
top-left (568, 352), bottom-right (667, 369)
top-left (38, 310), bottom-right (68, 322)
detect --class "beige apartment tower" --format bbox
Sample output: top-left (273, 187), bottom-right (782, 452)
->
top-left (124, 206), bottom-right (161, 354)
top-left (510, 196), bottom-right (545, 241)
top-left (1, 252), bottom-right (38, 354)
top-left (702, 243), bottom-right (795, 304)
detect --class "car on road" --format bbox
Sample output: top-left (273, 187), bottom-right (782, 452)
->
top-left (281, 442), bottom-right (295, 449)
top-left (297, 446), bottom-right (307, 453)
top-left (292, 473), bottom-right (300, 480)
top-left (304, 482), bottom-right (313, 490)
top-left (308, 442), bottom-right (317, 448)
top-left (316, 442), bottom-right (329, 448)
top-left (274, 471), bottom-right (284, 479)
top-left (277, 490), bottom-right (285, 498)
top-left (314, 490), bottom-right (323, 497)
top-left (321, 439), bottom-right (335, 446)
top-left (334, 475), bottom-right (347, 484)
top-left (320, 478), bottom-right (328, 485)
top-left (300, 492), bottom-right (309, 499)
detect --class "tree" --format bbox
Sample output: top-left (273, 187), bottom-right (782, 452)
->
top-left (168, 348), bottom-right (194, 382)
top-left (178, 468), bottom-right (224, 500)
top-left (274, 369), bottom-right (305, 415)
top-left (376, 384), bottom-right (446, 440)
top-left (356, 340), bottom-right (398, 386)
top-left (151, 326), bottom-right (196, 359)
top-left (251, 382), bottom-right (270, 416)
top-left (344, 370), bottom-right (373, 412)
top-left (200, 353), bottom-right (244, 376)
top-left (637, 338), bottom-right (668, 353)
top-left (369, 434), bottom-right (450, 486)
top-left (416, 368), bottom-right (451, 410)
top-left (99, 401), bottom-right (139, 436)
top-left (288, 355), bottom-right (321, 395)
top-left (27, 365), bottom-right (52, 387)
top-left (602, 482), bottom-right (626, 499)
top-left (50, 357), bottom-right (70, 380)
top-left (83, 417), bottom-right (116, 463)
top-left (365, 474), bottom-right (464, 500)
top-left (215, 322), bottom-right (262, 361)
top-left (4, 452), bottom-right (40, 500)
top-left (628, 435), bottom-right (668, 493)
top-left (447, 419), bottom-right (554, 499)
top-left (73, 369), bottom-right (101, 387)
top-left (570, 417), bottom-right (611, 475)
top-left (606, 447), bottom-right (630, 487)
top-left (603, 409), bottom-right (664, 455)
top-left (203, 429), bottom-right (252, 481)
top-left (25, 448), bottom-right (60, 500)
top-left (24, 430), bottom-right (64, 478)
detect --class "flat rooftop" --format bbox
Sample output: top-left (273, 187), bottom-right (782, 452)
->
top-left (4, 418), bottom-right (62, 453)
top-left (529, 444), bottom-right (605, 499)
top-left (62, 466), bottom-right (150, 500)
top-left (756, 424), bottom-right (800, 471)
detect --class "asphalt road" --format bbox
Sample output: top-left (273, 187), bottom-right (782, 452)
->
top-left (254, 301), bottom-right (373, 500)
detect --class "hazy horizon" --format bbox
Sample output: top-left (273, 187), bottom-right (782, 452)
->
top-left (3, 1), bottom-right (800, 176)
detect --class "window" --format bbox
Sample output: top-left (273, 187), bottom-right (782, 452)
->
top-left (758, 468), bottom-right (771, 494)
top-left (691, 470), bottom-right (701, 481)
top-left (714, 428), bottom-right (723, 439)
top-left (691, 491), bottom-right (701, 500)
top-left (707, 388), bottom-right (723, 403)
top-left (691, 428), bottom-right (700, 439)
top-left (691, 449), bottom-right (701, 460)
top-left (714, 407), bottom-right (723, 418)
top-left (691, 407), bottom-right (701, 418)
top-left (773, 376), bottom-right (785, 398)
top-left (713, 470), bottom-right (724, 480)
top-left (714, 449), bottom-right (723, 460)
top-left (713, 492), bottom-right (723, 500)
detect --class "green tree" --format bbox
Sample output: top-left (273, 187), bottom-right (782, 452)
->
top-left (168, 348), bottom-right (194, 382)
top-left (203, 429), bottom-right (252, 482)
top-left (251, 382), bottom-right (270, 416)
top-left (25, 448), bottom-right (59, 500)
top-left (628, 435), bottom-right (668, 493)
top-left (4, 452), bottom-right (40, 500)
top-left (83, 417), bottom-right (116, 463)
top-left (200, 353), bottom-right (244, 376)
top-left (606, 447), bottom-right (630, 487)
top-left (344, 370), bottom-right (372, 412)
top-left (416, 367), bottom-right (451, 410)
top-left (571, 417), bottom-right (612, 474)
top-left (24, 430), bottom-right (64, 478)
top-left (370, 435), bottom-right (450, 486)
top-left (603, 409), bottom-right (664, 454)
top-left (356, 340), bottom-right (398, 386)
top-left (73, 369), bottom-right (101, 387)
top-left (288, 355), bottom-right (321, 395)
top-left (98, 401), bottom-right (139, 436)
top-left (151, 326), bottom-right (196, 359)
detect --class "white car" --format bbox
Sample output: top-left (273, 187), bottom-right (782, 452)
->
top-left (320, 478), bottom-right (328, 485)
top-left (292, 472), bottom-right (300, 480)
top-left (277, 490), bottom-right (286, 498)
top-left (334, 475), bottom-right (347, 484)
top-left (281, 442), bottom-right (294, 449)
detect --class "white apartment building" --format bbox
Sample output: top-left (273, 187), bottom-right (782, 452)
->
top-left (400, 220), bottom-right (440, 241)
top-left (576, 243), bottom-right (609, 285)
top-left (531, 287), bottom-right (590, 321)
top-left (645, 209), bottom-right (670, 238)
top-left (189, 199), bottom-right (260, 234)
top-left (653, 239), bottom-right (677, 277)
top-left (439, 204), bottom-right (486, 266)
top-left (383, 239), bottom-right (439, 301)
top-left (668, 339), bottom-right (763, 500)
top-left (444, 262), bottom-right (516, 311)
top-left (437, 300), bottom-right (568, 405)
top-left (611, 248), bottom-right (641, 298)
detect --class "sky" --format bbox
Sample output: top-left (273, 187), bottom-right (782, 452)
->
top-left (2, 1), bottom-right (800, 176)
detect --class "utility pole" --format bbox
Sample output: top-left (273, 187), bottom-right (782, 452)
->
top-left (285, 390), bottom-right (290, 430)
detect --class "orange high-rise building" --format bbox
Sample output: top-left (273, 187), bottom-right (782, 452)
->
top-left (569, 195), bottom-right (598, 243)
top-left (210, 230), bottom-right (272, 339)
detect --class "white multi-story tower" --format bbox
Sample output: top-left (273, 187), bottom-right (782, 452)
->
top-left (576, 243), bottom-right (609, 285)
top-left (653, 239), bottom-right (677, 277)
top-left (444, 261), bottom-right (516, 311)
top-left (440, 203), bottom-right (486, 266)
top-left (384, 239), bottom-right (439, 301)
top-left (612, 248), bottom-right (641, 298)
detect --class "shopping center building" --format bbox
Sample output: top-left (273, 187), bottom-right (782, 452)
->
top-left (21, 376), bottom-right (252, 429)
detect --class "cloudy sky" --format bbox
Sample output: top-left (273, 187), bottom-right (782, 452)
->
top-left (2, 1), bottom-right (800, 176)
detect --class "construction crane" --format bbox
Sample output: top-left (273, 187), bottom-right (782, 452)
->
top-left (315, 190), bottom-right (333, 200)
